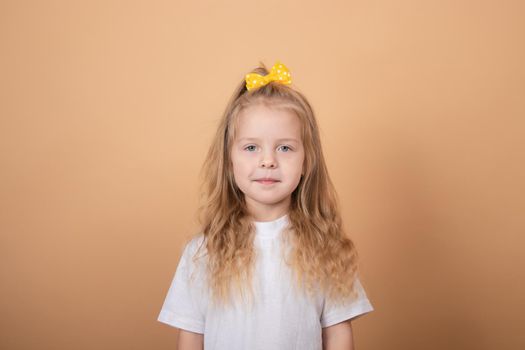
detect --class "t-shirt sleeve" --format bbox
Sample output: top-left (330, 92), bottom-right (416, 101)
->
top-left (157, 237), bottom-right (206, 334)
top-left (320, 275), bottom-right (374, 328)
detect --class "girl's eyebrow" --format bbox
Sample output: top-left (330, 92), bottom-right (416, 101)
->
top-left (238, 137), bottom-right (299, 143)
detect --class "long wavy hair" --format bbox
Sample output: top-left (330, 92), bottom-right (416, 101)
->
top-left (192, 63), bottom-right (360, 307)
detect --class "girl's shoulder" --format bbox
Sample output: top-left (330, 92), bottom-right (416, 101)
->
top-left (185, 233), bottom-right (205, 248)
top-left (182, 233), bottom-right (207, 261)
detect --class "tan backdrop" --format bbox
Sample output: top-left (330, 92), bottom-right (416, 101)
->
top-left (1, 0), bottom-right (524, 349)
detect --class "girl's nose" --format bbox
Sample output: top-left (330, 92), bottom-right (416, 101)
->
top-left (260, 154), bottom-right (277, 168)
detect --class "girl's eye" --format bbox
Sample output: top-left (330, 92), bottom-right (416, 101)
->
top-left (278, 145), bottom-right (292, 152)
top-left (245, 145), bottom-right (257, 152)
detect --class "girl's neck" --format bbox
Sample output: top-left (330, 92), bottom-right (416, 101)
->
top-left (246, 204), bottom-right (289, 222)
top-left (245, 195), bottom-right (291, 222)
top-left (251, 211), bottom-right (288, 223)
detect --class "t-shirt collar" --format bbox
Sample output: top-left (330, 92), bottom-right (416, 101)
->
top-left (253, 214), bottom-right (289, 238)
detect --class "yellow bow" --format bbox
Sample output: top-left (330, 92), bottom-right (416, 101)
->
top-left (245, 62), bottom-right (292, 91)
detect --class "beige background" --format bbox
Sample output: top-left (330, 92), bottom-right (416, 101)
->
top-left (1, 0), bottom-right (524, 349)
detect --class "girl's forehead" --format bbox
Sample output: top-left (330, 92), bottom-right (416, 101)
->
top-left (236, 104), bottom-right (300, 127)
top-left (233, 105), bottom-right (302, 140)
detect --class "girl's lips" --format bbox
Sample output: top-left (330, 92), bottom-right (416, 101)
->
top-left (254, 179), bottom-right (279, 185)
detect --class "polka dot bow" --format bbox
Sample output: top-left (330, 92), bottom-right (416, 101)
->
top-left (245, 61), bottom-right (292, 91)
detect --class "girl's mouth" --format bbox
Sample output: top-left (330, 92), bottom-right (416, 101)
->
top-left (255, 179), bottom-right (279, 185)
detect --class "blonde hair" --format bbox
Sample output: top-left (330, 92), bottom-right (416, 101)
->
top-left (193, 64), bottom-right (360, 307)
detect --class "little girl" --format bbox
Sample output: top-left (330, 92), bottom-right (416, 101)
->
top-left (158, 62), bottom-right (374, 349)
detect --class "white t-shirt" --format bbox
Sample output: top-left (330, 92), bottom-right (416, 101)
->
top-left (158, 214), bottom-right (374, 349)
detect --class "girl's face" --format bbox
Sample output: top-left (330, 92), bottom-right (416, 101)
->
top-left (230, 104), bottom-right (305, 220)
